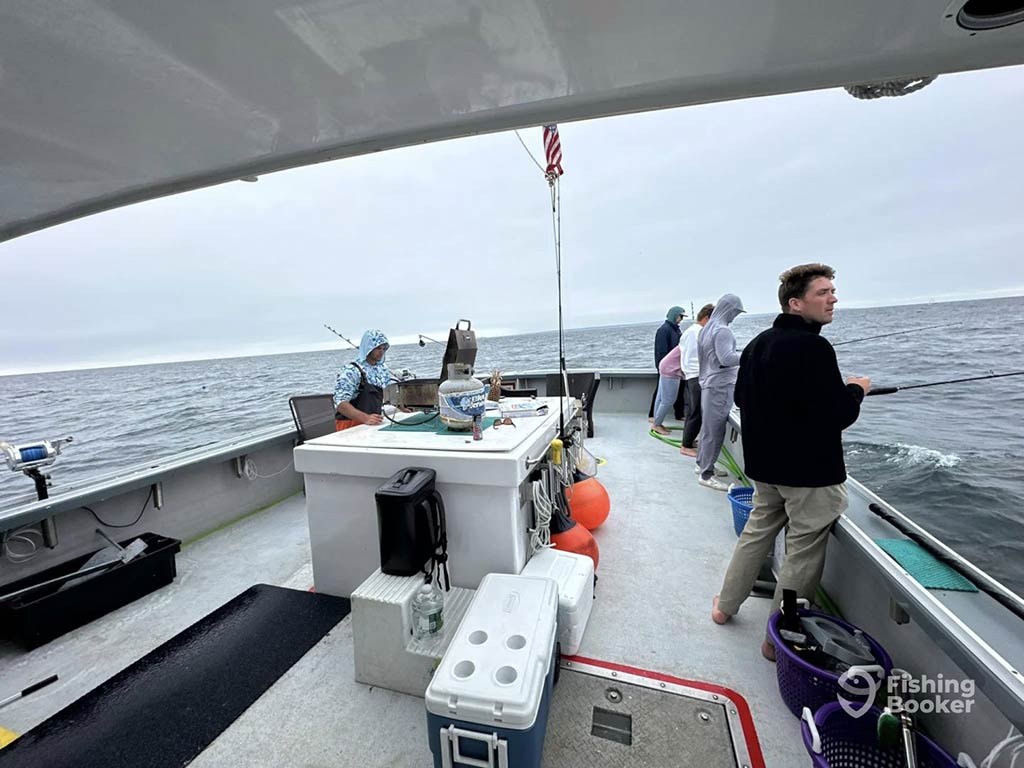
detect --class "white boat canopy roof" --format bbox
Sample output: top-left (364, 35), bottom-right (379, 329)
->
top-left (3, 0), bottom-right (1024, 243)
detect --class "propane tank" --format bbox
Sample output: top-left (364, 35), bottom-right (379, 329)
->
top-left (437, 364), bottom-right (487, 431)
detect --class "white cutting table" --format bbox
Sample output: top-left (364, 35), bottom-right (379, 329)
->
top-left (294, 398), bottom-right (574, 597)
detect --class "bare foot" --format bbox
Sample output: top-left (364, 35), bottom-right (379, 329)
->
top-left (647, 416), bottom-right (654, 424)
top-left (761, 639), bottom-right (777, 662)
top-left (652, 425), bottom-right (670, 435)
top-left (678, 446), bottom-right (697, 457)
top-left (712, 595), bottom-right (730, 625)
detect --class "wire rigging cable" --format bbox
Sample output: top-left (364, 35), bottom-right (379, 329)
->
top-left (513, 130), bottom-right (545, 175)
top-left (84, 486), bottom-right (153, 529)
top-left (832, 323), bottom-right (951, 347)
top-left (381, 409), bottom-right (439, 427)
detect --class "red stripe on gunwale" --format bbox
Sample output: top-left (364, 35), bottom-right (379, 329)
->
top-left (562, 654), bottom-right (766, 768)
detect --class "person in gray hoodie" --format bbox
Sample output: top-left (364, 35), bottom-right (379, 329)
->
top-left (695, 294), bottom-right (745, 489)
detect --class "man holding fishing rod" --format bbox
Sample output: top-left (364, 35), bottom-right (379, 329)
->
top-left (711, 263), bottom-right (869, 661)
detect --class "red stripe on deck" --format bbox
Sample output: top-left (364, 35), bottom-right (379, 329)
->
top-left (563, 654), bottom-right (766, 768)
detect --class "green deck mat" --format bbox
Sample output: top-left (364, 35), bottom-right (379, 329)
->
top-left (874, 539), bottom-right (978, 592)
top-left (380, 416), bottom-right (498, 434)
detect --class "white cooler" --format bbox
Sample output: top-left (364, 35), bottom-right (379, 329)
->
top-left (425, 574), bottom-right (558, 768)
top-left (520, 547), bottom-right (595, 655)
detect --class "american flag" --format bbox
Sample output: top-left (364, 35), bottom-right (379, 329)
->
top-left (543, 124), bottom-right (564, 177)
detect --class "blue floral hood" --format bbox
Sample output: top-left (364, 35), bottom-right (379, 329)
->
top-left (358, 329), bottom-right (389, 364)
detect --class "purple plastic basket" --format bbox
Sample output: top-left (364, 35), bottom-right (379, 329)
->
top-left (768, 609), bottom-right (893, 718)
top-left (800, 702), bottom-right (960, 768)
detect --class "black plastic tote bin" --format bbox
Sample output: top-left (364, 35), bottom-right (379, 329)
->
top-left (0, 532), bottom-right (181, 649)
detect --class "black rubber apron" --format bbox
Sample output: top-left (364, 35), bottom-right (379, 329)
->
top-left (336, 362), bottom-right (384, 429)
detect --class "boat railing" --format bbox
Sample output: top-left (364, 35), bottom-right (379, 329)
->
top-left (0, 422), bottom-right (297, 533)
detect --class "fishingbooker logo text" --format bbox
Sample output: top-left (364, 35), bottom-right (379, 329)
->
top-left (837, 667), bottom-right (976, 718)
top-left (886, 670), bottom-right (975, 715)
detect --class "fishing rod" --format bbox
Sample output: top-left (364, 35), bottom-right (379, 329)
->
top-left (867, 502), bottom-right (1024, 622)
top-left (832, 323), bottom-right (951, 347)
top-left (552, 178), bottom-right (566, 443)
top-left (323, 324), bottom-right (359, 350)
top-left (522, 125), bottom-right (570, 441)
top-left (0, 674), bottom-right (58, 710)
top-left (866, 370), bottom-right (1024, 396)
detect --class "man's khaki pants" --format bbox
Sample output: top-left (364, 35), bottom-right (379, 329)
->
top-left (717, 480), bottom-right (848, 617)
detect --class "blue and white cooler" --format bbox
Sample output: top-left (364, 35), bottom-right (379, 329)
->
top-left (425, 573), bottom-right (558, 768)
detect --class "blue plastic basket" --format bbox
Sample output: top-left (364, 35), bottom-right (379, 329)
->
top-left (801, 703), bottom-right (959, 767)
top-left (727, 486), bottom-right (754, 536)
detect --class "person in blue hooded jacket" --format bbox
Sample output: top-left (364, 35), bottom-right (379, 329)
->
top-left (648, 306), bottom-right (687, 420)
top-left (334, 329), bottom-right (394, 430)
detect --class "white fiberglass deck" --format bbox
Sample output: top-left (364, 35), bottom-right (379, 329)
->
top-left (0, 414), bottom-right (805, 766)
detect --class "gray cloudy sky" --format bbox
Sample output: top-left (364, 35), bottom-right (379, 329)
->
top-left (2, 65), bottom-right (1023, 375)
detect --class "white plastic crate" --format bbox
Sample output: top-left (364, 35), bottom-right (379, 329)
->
top-left (352, 570), bottom-right (475, 697)
top-left (520, 547), bottom-right (594, 655)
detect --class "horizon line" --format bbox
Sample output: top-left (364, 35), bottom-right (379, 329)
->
top-left (2, 291), bottom-right (1021, 378)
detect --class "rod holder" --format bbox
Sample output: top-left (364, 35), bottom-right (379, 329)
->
top-left (40, 516), bottom-right (58, 549)
top-left (889, 597), bottom-right (911, 625)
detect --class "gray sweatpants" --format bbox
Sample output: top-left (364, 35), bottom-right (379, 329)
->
top-left (696, 385), bottom-right (733, 479)
top-left (717, 481), bottom-right (848, 616)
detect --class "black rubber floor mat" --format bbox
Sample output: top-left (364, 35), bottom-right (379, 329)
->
top-left (0, 584), bottom-right (350, 768)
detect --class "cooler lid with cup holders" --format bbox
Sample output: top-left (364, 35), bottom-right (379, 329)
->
top-left (424, 573), bottom-right (557, 730)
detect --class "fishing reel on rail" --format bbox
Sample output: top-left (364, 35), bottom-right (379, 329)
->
top-left (1, 436), bottom-right (74, 500)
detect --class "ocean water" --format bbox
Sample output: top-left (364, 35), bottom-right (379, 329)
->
top-left (2, 296), bottom-right (1023, 597)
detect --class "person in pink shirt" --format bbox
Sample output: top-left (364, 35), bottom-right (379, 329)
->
top-left (651, 342), bottom-right (685, 435)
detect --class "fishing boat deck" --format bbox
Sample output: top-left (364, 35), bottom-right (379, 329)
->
top-left (0, 414), bottom-right (806, 766)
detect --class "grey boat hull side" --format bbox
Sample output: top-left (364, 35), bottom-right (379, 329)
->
top-left (0, 427), bottom-right (302, 586)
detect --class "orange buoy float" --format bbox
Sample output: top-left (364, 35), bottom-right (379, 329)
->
top-left (549, 488), bottom-right (600, 569)
top-left (551, 522), bottom-right (599, 570)
top-left (565, 476), bottom-right (610, 531)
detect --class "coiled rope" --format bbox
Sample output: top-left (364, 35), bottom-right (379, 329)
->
top-left (2, 527), bottom-right (43, 563)
top-left (844, 76), bottom-right (936, 99)
top-left (530, 477), bottom-right (554, 553)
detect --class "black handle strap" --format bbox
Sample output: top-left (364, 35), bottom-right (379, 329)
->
top-left (431, 490), bottom-right (450, 591)
top-left (866, 386), bottom-right (898, 396)
top-left (420, 491), bottom-right (450, 592)
top-left (22, 674), bottom-right (58, 697)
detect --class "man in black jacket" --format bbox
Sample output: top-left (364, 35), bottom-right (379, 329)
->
top-left (711, 264), bottom-right (870, 660)
top-left (648, 306), bottom-right (686, 420)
